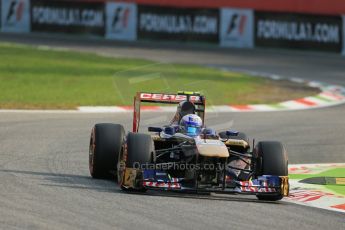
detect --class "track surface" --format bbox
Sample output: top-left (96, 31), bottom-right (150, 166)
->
top-left (0, 33), bottom-right (345, 229)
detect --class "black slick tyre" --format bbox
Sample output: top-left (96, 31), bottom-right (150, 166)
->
top-left (255, 141), bottom-right (288, 201)
top-left (89, 123), bottom-right (125, 179)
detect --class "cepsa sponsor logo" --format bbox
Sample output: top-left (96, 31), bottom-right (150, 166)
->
top-left (4, 0), bottom-right (25, 25)
top-left (140, 13), bottom-right (217, 34)
top-left (257, 20), bottom-right (340, 44)
top-left (140, 93), bottom-right (201, 102)
top-left (32, 6), bottom-right (103, 27)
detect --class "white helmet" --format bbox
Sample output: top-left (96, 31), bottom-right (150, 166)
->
top-left (179, 114), bottom-right (202, 137)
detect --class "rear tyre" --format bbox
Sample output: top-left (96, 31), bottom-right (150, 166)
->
top-left (255, 141), bottom-right (288, 201)
top-left (119, 132), bottom-right (154, 191)
top-left (89, 123), bottom-right (125, 179)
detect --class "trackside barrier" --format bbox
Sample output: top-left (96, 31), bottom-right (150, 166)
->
top-left (0, 0), bottom-right (344, 55)
top-left (30, 0), bottom-right (105, 36)
top-left (254, 12), bottom-right (343, 53)
top-left (137, 5), bottom-right (219, 43)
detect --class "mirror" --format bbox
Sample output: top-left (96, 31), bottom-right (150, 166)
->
top-left (226, 130), bottom-right (239, 136)
top-left (148, 127), bottom-right (163, 132)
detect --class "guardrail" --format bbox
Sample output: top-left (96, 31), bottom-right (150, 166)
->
top-left (1, 0), bottom-right (344, 55)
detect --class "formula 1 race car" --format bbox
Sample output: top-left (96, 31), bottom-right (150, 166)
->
top-left (89, 92), bottom-right (289, 201)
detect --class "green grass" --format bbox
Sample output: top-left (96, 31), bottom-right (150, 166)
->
top-left (0, 42), bottom-right (315, 109)
top-left (290, 168), bottom-right (345, 196)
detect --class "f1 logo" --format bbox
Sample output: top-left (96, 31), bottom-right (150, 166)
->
top-left (227, 14), bottom-right (247, 36)
top-left (5, 0), bottom-right (25, 25)
top-left (220, 9), bottom-right (253, 48)
top-left (106, 2), bottom-right (136, 40)
top-left (112, 7), bottom-right (130, 31)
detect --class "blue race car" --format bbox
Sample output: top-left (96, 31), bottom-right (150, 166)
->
top-left (89, 92), bottom-right (289, 201)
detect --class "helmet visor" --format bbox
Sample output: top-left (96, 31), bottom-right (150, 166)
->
top-left (186, 126), bottom-right (201, 136)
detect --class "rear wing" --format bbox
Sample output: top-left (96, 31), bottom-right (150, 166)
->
top-left (133, 92), bottom-right (206, 132)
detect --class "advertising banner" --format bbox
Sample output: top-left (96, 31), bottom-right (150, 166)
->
top-left (1, 0), bottom-right (30, 33)
top-left (105, 2), bottom-right (137, 41)
top-left (255, 12), bottom-right (343, 52)
top-left (138, 5), bottom-right (219, 43)
top-left (220, 8), bottom-right (253, 48)
top-left (31, 0), bottom-right (105, 36)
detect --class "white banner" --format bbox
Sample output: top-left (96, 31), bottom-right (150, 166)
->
top-left (1, 0), bottom-right (30, 33)
top-left (220, 8), bottom-right (253, 48)
top-left (106, 2), bottom-right (137, 41)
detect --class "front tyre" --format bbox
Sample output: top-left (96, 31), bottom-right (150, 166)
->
top-left (118, 132), bottom-right (153, 191)
top-left (255, 141), bottom-right (288, 201)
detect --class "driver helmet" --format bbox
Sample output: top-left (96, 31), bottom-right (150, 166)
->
top-left (179, 114), bottom-right (203, 137)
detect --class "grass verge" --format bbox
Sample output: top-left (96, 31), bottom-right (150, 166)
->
top-left (290, 168), bottom-right (345, 196)
top-left (0, 42), bottom-right (319, 109)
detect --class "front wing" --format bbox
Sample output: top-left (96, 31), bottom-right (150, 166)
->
top-left (122, 168), bottom-right (289, 196)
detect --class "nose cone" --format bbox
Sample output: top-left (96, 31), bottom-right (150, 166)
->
top-left (195, 139), bottom-right (229, 157)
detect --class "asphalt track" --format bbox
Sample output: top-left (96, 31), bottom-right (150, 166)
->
top-left (0, 33), bottom-right (345, 229)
